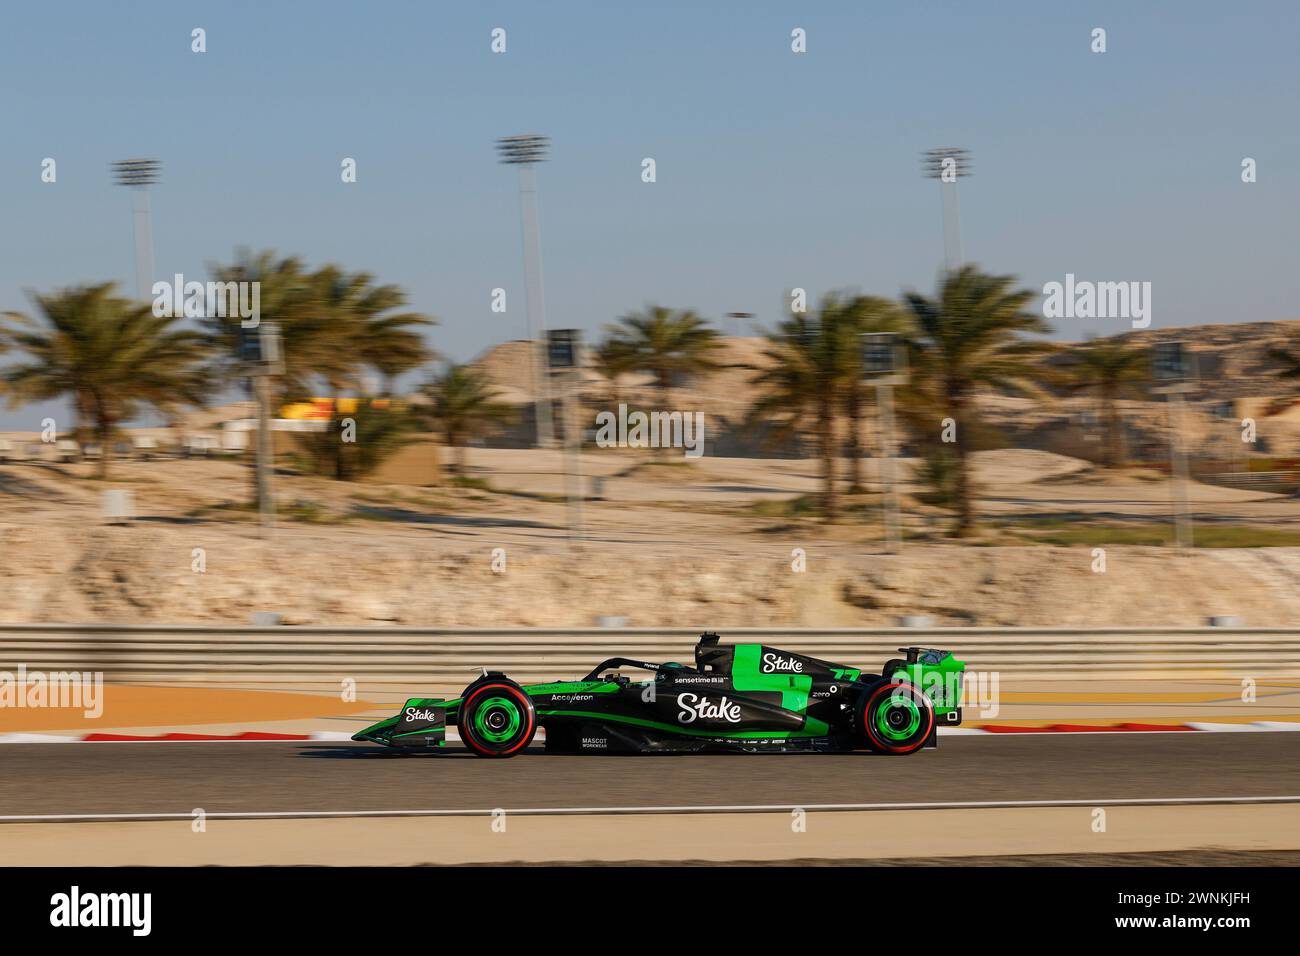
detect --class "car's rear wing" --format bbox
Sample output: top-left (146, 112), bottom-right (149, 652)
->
top-left (892, 647), bottom-right (965, 719)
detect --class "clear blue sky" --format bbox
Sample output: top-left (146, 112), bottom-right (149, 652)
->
top-left (2, 1), bottom-right (1297, 428)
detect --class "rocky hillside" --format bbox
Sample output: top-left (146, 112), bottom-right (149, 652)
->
top-left (476, 321), bottom-right (1300, 402)
top-left (470, 322), bottom-right (1300, 459)
top-left (3, 521), bottom-right (1300, 627)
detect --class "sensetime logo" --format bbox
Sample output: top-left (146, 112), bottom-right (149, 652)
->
top-left (593, 403), bottom-right (705, 458)
top-left (50, 886), bottom-right (151, 936)
top-left (1042, 273), bottom-right (1151, 329)
top-left (152, 273), bottom-right (261, 327)
top-left (0, 666), bottom-right (102, 718)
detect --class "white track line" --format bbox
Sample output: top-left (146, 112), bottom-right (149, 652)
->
top-left (1, 795), bottom-right (1299, 823)
top-left (1186, 722), bottom-right (1272, 732)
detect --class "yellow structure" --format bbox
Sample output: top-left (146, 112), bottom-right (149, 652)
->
top-left (280, 397), bottom-right (396, 420)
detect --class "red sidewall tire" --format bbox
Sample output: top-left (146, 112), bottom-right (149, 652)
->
top-left (862, 682), bottom-right (935, 755)
top-left (459, 682), bottom-right (537, 758)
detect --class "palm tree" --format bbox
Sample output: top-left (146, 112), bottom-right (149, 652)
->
top-left (296, 400), bottom-right (421, 481)
top-left (2, 283), bottom-right (209, 478)
top-left (422, 364), bottom-right (515, 475)
top-left (202, 251), bottom-right (320, 400)
top-left (307, 265), bottom-right (435, 396)
top-left (1266, 333), bottom-right (1300, 497)
top-left (600, 306), bottom-right (723, 396)
top-left (202, 251), bottom-right (436, 403)
top-left (592, 337), bottom-right (636, 406)
top-left (831, 294), bottom-right (910, 493)
top-left (902, 266), bottom-right (1055, 536)
top-left (749, 309), bottom-right (842, 520)
top-left (1267, 336), bottom-right (1300, 387)
top-left (1061, 338), bottom-right (1149, 467)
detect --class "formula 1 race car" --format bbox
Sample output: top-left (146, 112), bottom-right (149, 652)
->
top-left (353, 633), bottom-right (965, 757)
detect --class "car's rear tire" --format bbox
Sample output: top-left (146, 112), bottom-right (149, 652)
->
top-left (859, 682), bottom-right (934, 755)
top-left (458, 680), bottom-right (537, 758)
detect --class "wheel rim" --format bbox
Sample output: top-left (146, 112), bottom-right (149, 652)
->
top-left (875, 692), bottom-right (921, 741)
top-left (473, 696), bottom-right (522, 743)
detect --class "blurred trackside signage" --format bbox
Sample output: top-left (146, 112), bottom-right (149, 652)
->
top-left (547, 328), bottom-right (579, 369)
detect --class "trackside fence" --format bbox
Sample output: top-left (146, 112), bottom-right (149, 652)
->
top-left (1, 625), bottom-right (1297, 687)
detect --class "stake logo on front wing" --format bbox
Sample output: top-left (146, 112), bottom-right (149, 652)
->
top-left (677, 693), bottom-right (743, 724)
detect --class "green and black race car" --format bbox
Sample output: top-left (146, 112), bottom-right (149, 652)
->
top-left (354, 633), bottom-right (965, 757)
top-left (354, 633), bottom-right (964, 757)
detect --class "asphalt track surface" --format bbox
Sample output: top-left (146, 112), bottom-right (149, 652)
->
top-left (1, 733), bottom-right (1297, 819)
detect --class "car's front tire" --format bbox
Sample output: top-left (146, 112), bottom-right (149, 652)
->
top-left (458, 680), bottom-right (537, 758)
top-left (859, 682), bottom-right (934, 755)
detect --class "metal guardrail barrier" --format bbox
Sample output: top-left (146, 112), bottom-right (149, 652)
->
top-left (1, 625), bottom-right (1297, 685)
top-left (1197, 471), bottom-right (1300, 491)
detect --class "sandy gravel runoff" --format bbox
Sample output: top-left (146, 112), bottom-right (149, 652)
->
top-left (1, 448), bottom-right (1298, 626)
top-left (5, 804), bottom-right (1298, 866)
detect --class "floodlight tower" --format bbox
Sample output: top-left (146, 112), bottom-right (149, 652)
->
top-left (1152, 341), bottom-right (1196, 548)
top-left (725, 311), bottom-right (755, 337)
top-left (112, 159), bottom-right (161, 300)
top-left (861, 332), bottom-right (908, 553)
top-left (921, 147), bottom-right (971, 271)
top-left (497, 134), bottom-right (555, 448)
top-left (547, 329), bottom-right (584, 549)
